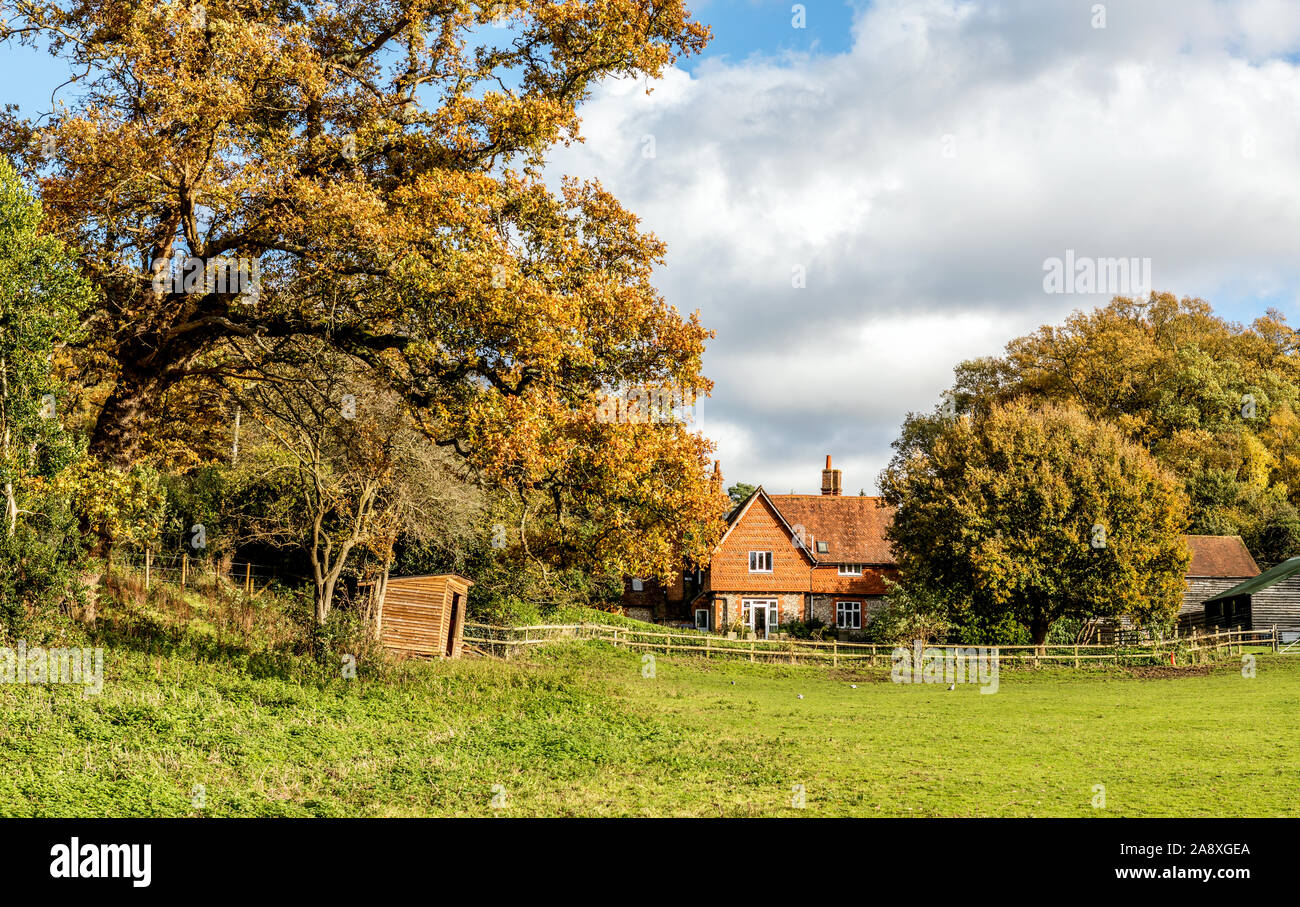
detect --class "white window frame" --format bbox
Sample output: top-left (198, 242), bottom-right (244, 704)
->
top-left (748, 550), bottom-right (773, 573)
top-left (837, 564), bottom-right (863, 576)
top-left (816, 540), bottom-right (829, 554)
top-left (836, 600), bottom-right (862, 630)
top-left (695, 609), bottom-right (709, 631)
top-left (742, 598), bottom-right (779, 639)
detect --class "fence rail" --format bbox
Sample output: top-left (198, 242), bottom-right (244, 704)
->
top-left (463, 623), bottom-right (1282, 667)
top-left (113, 553), bottom-right (309, 598)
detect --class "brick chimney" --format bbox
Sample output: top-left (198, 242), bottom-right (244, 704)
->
top-left (820, 454), bottom-right (842, 496)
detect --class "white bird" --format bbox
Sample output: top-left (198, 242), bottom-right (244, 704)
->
top-left (947, 683), bottom-right (955, 691)
top-left (797, 694), bottom-right (804, 699)
top-left (850, 684), bottom-right (857, 689)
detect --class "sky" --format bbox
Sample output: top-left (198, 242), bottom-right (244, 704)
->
top-left (4, 1), bottom-right (1300, 495)
top-left (545, 0), bottom-right (1300, 494)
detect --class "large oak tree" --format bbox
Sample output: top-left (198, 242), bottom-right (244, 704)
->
top-left (1, 0), bottom-right (726, 579)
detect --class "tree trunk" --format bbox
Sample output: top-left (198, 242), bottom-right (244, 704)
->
top-left (3, 481), bottom-right (15, 538)
top-left (88, 363), bottom-right (172, 468)
top-left (316, 577), bottom-right (335, 625)
top-left (1031, 617), bottom-right (1050, 650)
top-left (372, 563), bottom-right (391, 641)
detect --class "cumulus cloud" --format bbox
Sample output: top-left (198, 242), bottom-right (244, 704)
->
top-left (547, 0), bottom-right (1300, 494)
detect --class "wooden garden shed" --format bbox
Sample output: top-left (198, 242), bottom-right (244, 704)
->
top-left (373, 573), bottom-right (474, 658)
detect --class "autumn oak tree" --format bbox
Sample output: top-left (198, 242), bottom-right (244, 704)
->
top-left (953, 293), bottom-right (1300, 565)
top-left (881, 401), bottom-right (1190, 645)
top-left (1, 0), bottom-right (727, 581)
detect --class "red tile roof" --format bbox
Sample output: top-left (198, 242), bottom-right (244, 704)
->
top-left (1183, 535), bottom-right (1259, 578)
top-left (766, 494), bottom-right (897, 565)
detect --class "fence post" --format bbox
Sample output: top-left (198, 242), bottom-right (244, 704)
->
top-left (145, 548), bottom-right (152, 592)
top-left (1274, 625), bottom-right (1279, 654)
top-left (1074, 644), bottom-right (1079, 669)
top-left (181, 553), bottom-right (188, 589)
top-left (245, 562), bottom-right (252, 595)
top-left (832, 639), bottom-right (838, 668)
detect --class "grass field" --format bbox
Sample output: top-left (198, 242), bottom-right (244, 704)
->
top-left (3, 620), bottom-right (1298, 817)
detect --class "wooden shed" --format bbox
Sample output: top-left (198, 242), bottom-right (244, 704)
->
top-left (1204, 555), bottom-right (1300, 643)
top-left (373, 574), bottom-right (474, 658)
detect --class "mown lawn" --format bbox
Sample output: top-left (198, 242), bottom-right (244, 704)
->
top-left (2, 637), bottom-right (1297, 817)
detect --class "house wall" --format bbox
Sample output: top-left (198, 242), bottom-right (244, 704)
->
top-left (1180, 577), bottom-right (1249, 632)
top-left (622, 577), bottom-right (664, 613)
top-left (808, 594), bottom-right (888, 630)
top-left (708, 592), bottom-right (803, 632)
top-left (1250, 577), bottom-right (1300, 631)
top-left (707, 496), bottom-right (814, 593)
top-left (809, 565), bottom-right (895, 596)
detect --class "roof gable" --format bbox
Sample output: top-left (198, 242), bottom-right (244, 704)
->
top-left (766, 494), bottom-right (896, 565)
top-left (1183, 535), bottom-right (1259, 578)
top-left (714, 487), bottom-right (818, 565)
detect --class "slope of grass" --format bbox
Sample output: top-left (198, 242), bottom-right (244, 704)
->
top-left (2, 620), bottom-right (1297, 816)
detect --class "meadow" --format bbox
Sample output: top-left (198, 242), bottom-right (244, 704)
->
top-left (2, 592), bottom-right (1297, 817)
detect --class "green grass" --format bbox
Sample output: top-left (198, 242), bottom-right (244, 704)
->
top-left (3, 624), bottom-right (1298, 816)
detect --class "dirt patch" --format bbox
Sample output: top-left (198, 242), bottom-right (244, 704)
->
top-left (825, 668), bottom-right (893, 684)
top-left (1120, 662), bottom-right (1218, 680)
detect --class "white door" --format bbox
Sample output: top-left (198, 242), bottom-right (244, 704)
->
top-left (743, 599), bottom-right (778, 639)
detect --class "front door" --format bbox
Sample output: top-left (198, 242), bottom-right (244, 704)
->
top-left (743, 599), bottom-right (777, 639)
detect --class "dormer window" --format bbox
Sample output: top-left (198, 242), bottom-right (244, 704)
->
top-left (816, 541), bottom-right (829, 554)
top-left (838, 564), bottom-right (863, 576)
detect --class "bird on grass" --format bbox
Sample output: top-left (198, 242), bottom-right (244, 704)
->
top-left (947, 683), bottom-right (955, 691)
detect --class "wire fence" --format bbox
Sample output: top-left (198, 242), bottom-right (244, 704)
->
top-left (113, 550), bottom-right (313, 597)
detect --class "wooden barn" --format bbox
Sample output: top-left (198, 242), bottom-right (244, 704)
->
top-left (1178, 535), bottom-right (1260, 633)
top-left (1203, 556), bottom-right (1300, 644)
top-left (371, 574), bottom-right (474, 658)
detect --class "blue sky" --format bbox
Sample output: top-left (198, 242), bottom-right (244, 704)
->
top-left (685, 0), bottom-right (857, 67)
top-left (1, 2), bottom-right (859, 110)
top-left (5, 1), bottom-right (1300, 494)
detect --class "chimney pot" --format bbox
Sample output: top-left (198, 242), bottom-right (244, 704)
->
top-left (821, 454), bottom-right (842, 496)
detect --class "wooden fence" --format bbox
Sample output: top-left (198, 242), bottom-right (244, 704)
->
top-left (114, 553), bottom-right (301, 598)
top-left (463, 623), bottom-right (1284, 667)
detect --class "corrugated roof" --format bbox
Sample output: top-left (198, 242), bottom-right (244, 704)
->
top-left (1205, 555), bottom-right (1300, 603)
top-left (1183, 535), bottom-right (1259, 578)
top-left (766, 494), bottom-right (896, 565)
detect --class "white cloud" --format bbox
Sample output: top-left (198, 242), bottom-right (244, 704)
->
top-left (547, 0), bottom-right (1300, 492)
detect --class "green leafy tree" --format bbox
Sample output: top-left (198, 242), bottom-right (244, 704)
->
top-left (0, 157), bottom-right (93, 633)
top-left (726, 482), bottom-right (756, 508)
top-left (881, 401), bottom-right (1190, 645)
top-left (952, 293), bottom-right (1300, 565)
top-left (0, 157), bottom-right (89, 535)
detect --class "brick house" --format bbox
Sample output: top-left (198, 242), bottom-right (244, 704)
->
top-left (623, 458), bottom-right (1278, 640)
top-left (625, 456), bottom-right (899, 636)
